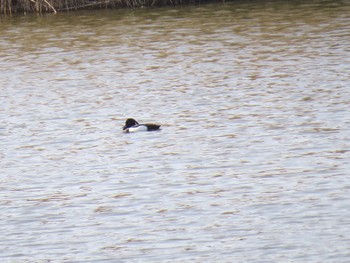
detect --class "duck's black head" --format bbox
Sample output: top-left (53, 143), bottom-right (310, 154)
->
top-left (123, 118), bottom-right (139, 130)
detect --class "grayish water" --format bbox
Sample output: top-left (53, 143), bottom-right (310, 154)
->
top-left (1, 1), bottom-right (350, 262)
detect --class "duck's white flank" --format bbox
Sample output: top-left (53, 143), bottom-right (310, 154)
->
top-left (127, 125), bottom-right (148, 133)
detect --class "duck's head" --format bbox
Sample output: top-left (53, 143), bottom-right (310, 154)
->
top-left (123, 118), bottom-right (139, 130)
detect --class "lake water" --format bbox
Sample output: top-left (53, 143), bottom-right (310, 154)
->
top-left (1, 1), bottom-right (350, 262)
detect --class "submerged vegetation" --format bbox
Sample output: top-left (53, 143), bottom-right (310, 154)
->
top-left (1, 0), bottom-right (211, 15)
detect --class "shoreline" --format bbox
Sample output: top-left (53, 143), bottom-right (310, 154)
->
top-left (1, 0), bottom-right (223, 15)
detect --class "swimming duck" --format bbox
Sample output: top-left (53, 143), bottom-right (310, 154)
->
top-left (123, 118), bottom-right (161, 133)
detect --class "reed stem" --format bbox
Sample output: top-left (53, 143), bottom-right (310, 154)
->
top-left (1, 0), bottom-right (206, 14)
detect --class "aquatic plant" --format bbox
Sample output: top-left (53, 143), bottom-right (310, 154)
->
top-left (1, 0), bottom-right (200, 14)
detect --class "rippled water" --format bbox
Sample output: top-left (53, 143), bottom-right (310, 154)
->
top-left (1, 1), bottom-right (350, 262)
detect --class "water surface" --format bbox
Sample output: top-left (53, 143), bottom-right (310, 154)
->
top-left (1, 1), bottom-right (350, 262)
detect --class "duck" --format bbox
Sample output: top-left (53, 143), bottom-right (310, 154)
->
top-left (123, 118), bottom-right (161, 133)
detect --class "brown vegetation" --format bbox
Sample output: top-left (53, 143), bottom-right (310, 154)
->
top-left (1, 0), bottom-right (198, 15)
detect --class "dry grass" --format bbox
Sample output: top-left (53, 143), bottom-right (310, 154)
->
top-left (1, 0), bottom-right (199, 14)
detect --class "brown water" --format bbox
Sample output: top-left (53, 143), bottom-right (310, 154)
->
top-left (1, 1), bottom-right (350, 262)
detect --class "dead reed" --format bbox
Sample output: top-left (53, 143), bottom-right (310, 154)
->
top-left (1, 0), bottom-right (198, 14)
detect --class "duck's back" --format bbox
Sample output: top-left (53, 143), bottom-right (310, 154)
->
top-left (145, 123), bottom-right (161, 131)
